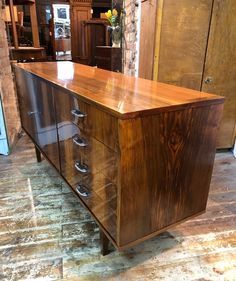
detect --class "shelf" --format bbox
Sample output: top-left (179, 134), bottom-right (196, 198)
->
top-left (5, 0), bottom-right (35, 5)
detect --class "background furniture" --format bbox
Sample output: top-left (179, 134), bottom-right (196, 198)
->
top-left (5, 0), bottom-right (46, 61)
top-left (83, 19), bottom-right (109, 66)
top-left (9, 46), bottom-right (45, 61)
top-left (95, 46), bottom-right (122, 72)
top-left (70, 0), bottom-right (123, 69)
top-left (70, 0), bottom-right (92, 63)
top-left (139, 0), bottom-right (236, 149)
top-left (54, 38), bottom-right (71, 53)
top-left (14, 62), bottom-right (223, 253)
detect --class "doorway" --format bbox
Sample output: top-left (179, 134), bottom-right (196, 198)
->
top-left (52, 4), bottom-right (71, 61)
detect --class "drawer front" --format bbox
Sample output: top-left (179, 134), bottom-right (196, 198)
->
top-left (95, 47), bottom-right (112, 58)
top-left (58, 120), bottom-right (118, 241)
top-left (53, 86), bottom-right (118, 151)
top-left (58, 122), bottom-right (117, 180)
top-left (65, 168), bottom-right (117, 241)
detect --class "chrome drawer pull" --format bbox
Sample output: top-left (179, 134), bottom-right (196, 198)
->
top-left (72, 135), bottom-right (88, 147)
top-left (76, 184), bottom-right (90, 197)
top-left (71, 109), bottom-right (87, 118)
top-left (27, 111), bottom-right (40, 116)
top-left (75, 161), bottom-right (89, 174)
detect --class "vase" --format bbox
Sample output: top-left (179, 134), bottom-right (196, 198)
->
top-left (111, 26), bottom-right (121, 48)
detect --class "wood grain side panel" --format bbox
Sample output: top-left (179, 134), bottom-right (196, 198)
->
top-left (157, 0), bottom-right (213, 90)
top-left (202, 0), bottom-right (236, 148)
top-left (118, 103), bottom-right (224, 246)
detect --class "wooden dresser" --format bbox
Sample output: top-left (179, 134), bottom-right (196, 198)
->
top-left (13, 62), bottom-right (224, 253)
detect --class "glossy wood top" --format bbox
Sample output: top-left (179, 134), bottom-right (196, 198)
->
top-left (14, 62), bottom-right (224, 119)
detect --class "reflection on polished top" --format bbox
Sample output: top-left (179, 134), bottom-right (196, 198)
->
top-left (14, 62), bottom-right (224, 118)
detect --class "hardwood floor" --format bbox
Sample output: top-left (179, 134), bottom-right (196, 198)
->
top-left (0, 134), bottom-right (235, 281)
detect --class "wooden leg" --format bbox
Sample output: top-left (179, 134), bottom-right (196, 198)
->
top-left (35, 145), bottom-right (42, 162)
top-left (100, 229), bottom-right (110, 256)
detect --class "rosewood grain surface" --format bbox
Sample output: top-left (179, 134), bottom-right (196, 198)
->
top-left (14, 62), bottom-right (224, 119)
top-left (118, 103), bottom-right (224, 247)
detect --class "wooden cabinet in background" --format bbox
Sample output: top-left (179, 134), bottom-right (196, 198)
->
top-left (54, 38), bottom-right (71, 53)
top-left (84, 19), bottom-right (109, 66)
top-left (92, 0), bottom-right (111, 8)
top-left (95, 46), bottom-right (122, 72)
top-left (140, 0), bottom-right (236, 148)
top-left (70, 0), bottom-right (92, 64)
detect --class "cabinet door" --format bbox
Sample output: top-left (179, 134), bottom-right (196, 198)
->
top-left (15, 69), bottom-right (39, 143)
top-left (32, 78), bottom-right (60, 171)
top-left (15, 69), bottom-right (60, 170)
top-left (201, 0), bottom-right (236, 148)
top-left (154, 0), bottom-right (213, 90)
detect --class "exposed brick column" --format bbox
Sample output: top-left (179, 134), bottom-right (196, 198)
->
top-left (123, 0), bottom-right (140, 77)
top-left (0, 0), bottom-right (21, 150)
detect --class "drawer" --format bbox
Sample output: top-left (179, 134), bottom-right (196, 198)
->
top-left (63, 165), bottom-right (117, 241)
top-left (58, 121), bottom-right (118, 181)
top-left (58, 120), bottom-right (118, 240)
top-left (61, 142), bottom-right (118, 184)
top-left (63, 169), bottom-right (117, 211)
top-left (54, 86), bottom-right (118, 151)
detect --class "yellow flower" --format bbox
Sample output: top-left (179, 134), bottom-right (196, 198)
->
top-left (105, 10), bottom-right (112, 19)
top-left (112, 9), bottom-right (118, 16)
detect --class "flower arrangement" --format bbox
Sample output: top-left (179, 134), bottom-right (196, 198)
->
top-left (105, 9), bottom-right (119, 27)
top-left (105, 8), bottom-right (121, 47)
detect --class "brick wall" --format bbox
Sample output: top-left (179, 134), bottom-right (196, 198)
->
top-left (123, 0), bottom-right (141, 77)
top-left (0, 0), bottom-right (21, 150)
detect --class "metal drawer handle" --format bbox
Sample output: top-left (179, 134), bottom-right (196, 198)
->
top-left (75, 161), bottom-right (89, 174)
top-left (27, 111), bottom-right (40, 116)
top-left (72, 135), bottom-right (88, 147)
top-left (71, 109), bottom-right (87, 118)
top-left (76, 184), bottom-right (90, 197)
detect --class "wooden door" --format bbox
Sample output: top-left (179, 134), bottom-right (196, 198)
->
top-left (70, 3), bottom-right (92, 63)
top-left (139, 0), bottom-right (157, 79)
top-left (153, 0), bottom-right (213, 90)
top-left (201, 0), bottom-right (236, 148)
